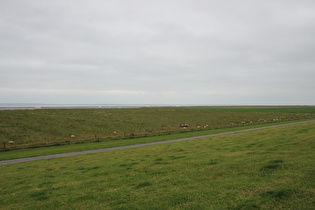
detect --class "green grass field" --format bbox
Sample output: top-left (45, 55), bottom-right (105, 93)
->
top-left (0, 121), bottom-right (314, 209)
top-left (1, 106), bottom-right (314, 146)
top-left (0, 119), bottom-right (312, 161)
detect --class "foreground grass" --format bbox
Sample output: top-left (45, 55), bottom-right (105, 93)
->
top-left (0, 121), bottom-right (314, 209)
top-left (1, 119), bottom-right (313, 161)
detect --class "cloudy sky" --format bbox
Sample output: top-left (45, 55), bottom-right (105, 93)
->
top-left (1, 0), bottom-right (315, 105)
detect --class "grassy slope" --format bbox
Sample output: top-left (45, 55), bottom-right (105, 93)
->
top-left (0, 121), bottom-right (314, 209)
top-left (1, 119), bottom-right (313, 161)
top-left (184, 106), bottom-right (315, 113)
top-left (1, 106), bottom-right (314, 145)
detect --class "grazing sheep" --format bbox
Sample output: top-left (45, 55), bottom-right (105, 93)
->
top-left (8, 141), bottom-right (15, 145)
top-left (179, 124), bottom-right (189, 127)
top-left (113, 131), bottom-right (117, 135)
top-left (71, 135), bottom-right (76, 138)
top-left (204, 124), bottom-right (209, 128)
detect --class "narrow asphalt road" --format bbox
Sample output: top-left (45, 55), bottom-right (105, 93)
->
top-left (1, 120), bottom-right (314, 165)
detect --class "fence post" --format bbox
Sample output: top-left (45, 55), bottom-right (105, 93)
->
top-left (3, 143), bottom-right (6, 151)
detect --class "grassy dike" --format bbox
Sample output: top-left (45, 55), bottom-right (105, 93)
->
top-left (0, 119), bottom-right (313, 161)
top-left (0, 121), bottom-right (314, 209)
top-left (1, 106), bottom-right (314, 145)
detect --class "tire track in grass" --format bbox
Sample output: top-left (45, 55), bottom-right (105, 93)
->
top-left (1, 120), bottom-right (314, 165)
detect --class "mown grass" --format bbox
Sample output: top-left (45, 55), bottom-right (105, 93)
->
top-left (1, 106), bottom-right (314, 146)
top-left (0, 121), bottom-right (314, 209)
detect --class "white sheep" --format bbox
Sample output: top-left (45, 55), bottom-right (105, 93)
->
top-left (71, 135), bottom-right (76, 138)
top-left (8, 141), bottom-right (15, 145)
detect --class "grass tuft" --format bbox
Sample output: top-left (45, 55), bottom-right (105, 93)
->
top-left (136, 182), bottom-right (152, 189)
top-left (30, 190), bottom-right (49, 201)
top-left (260, 160), bottom-right (284, 172)
top-left (261, 189), bottom-right (294, 200)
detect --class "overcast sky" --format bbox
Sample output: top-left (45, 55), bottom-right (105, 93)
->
top-left (1, 0), bottom-right (315, 105)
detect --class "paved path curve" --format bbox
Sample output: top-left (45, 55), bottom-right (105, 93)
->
top-left (1, 120), bottom-right (314, 165)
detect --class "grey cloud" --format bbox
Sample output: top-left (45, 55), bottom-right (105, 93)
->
top-left (1, 0), bottom-right (315, 104)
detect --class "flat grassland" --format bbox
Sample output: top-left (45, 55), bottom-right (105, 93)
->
top-left (1, 106), bottom-right (314, 146)
top-left (0, 121), bottom-right (314, 209)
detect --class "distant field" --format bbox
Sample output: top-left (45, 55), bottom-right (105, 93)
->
top-left (185, 106), bottom-right (315, 113)
top-left (0, 121), bottom-right (314, 209)
top-left (0, 106), bottom-right (314, 146)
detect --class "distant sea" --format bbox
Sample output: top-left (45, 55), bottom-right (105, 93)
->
top-left (0, 103), bottom-right (202, 110)
top-left (1, 103), bottom-right (304, 110)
